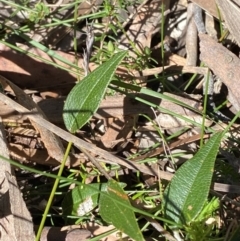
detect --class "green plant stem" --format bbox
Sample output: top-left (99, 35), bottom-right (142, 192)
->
top-left (35, 142), bottom-right (73, 241)
top-left (184, 62), bottom-right (204, 91)
top-left (0, 152), bottom-right (177, 226)
top-left (0, 39), bottom-right (83, 76)
top-left (222, 111), bottom-right (240, 136)
top-left (73, 0), bottom-right (81, 81)
top-left (200, 68), bottom-right (210, 147)
top-left (216, 4), bottom-right (223, 37)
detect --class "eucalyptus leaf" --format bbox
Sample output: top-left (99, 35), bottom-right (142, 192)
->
top-left (63, 51), bottom-right (127, 133)
top-left (163, 132), bottom-right (223, 225)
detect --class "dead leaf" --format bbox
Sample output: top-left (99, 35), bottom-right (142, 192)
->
top-left (199, 33), bottom-right (240, 111)
top-left (100, 116), bottom-right (134, 150)
top-left (191, 0), bottom-right (218, 18)
top-left (0, 117), bottom-right (35, 240)
top-left (0, 43), bottom-right (97, 95)
top-left (0, 75), bottom-right (68, 164)
top-left (119, 0), bottom-right (170, 57)
top-left (216, 0), bottom-right (240, 46)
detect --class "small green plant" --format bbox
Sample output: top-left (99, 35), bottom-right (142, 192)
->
top-left (162, 132), bottom-right (223, 240)
top-left (1, 1), bottom-right (237, 240)
top-left (28, 3), bottom-right (50, 24)
top-left (62, 50), bottom-right (146, 240)
top-left (184, 197), bottom-right (220, 240)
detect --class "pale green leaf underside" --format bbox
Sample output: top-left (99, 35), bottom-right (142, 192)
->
top-left (63, 51), bottom-right (127, 133)
top-left (163, 132), bottom-right (223, 225)
top-left (99, 180), bottom-right (144, 241)
top-left (62, 183), bottom-right (108, 217)
top-left (62, 182), bottom-right (126, 218)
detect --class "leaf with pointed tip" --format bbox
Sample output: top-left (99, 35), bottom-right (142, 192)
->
top-left (63, 51), bottom-right (127, 133)
top-left (163, 132), bottom-right (222, 225)
top-left (99, 180), bottom-right (144, 241)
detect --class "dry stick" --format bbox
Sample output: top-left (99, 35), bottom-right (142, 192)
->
top-left (186, 3), bottom-right (198, 66)
top-left (216, 0), bottom-right (240, 46)
top-left (129, 65), bottom-right (208, 78)
top-left (0, 93), bottom-right (239, 193)
top-left (80, 147), bottom-right (112, 180)
top-left (131, 133), bottom-right (211, 161)
top-left (0, 77), bottom-right (66, 164)
top-left (120, 0), bottom-right (149, 30)
top-left (0, 89), bottom-right (163, 175)
top-left (0, 117), bottom-right (35, 240)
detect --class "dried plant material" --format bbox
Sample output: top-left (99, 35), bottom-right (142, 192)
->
top-left (199, 33), bottom-right (240, 111)
top-left (191, 0), bottom-right (219, 18)
top-left (81, 222), bottom-right (129, 241)
top-left (132, 65), bottom-right (208, 77)
top-left (216, 0), bottom-right (240, 46)
top-left (136, 131), bottom-right (162, 154)
top-left (0, 44), bottom-right (97, 94)
top-left (39, 226), bottom-right (91, 241)
top-left (100, 116), bottom-right (134, 150)
top-left (42, 0), bottom-right (103, 47)
top-left (8, 143), bottom-right (71, 166)
top-left (132, 133), bottom-right (210, 161)
top-left (156, 92), bottom-right (212, 128)
top-left (0, 75), bottom-right (67, 164)
top-left (0, 90), bottom-right (162, 176)
top-left (186, 3), bottom-right (198, 66)
top-left (119, 0), bottom-right (169, 57)
top-left (0, 91), bottom-right (238, 194)
top-left (0, 118), bottom-right (35, 240)
top-left (0, 92), bottom-right (207, 123)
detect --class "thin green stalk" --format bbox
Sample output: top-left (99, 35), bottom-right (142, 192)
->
top-left (85, 228), bottom-right (117, 241)
top-left (200, 69), bottom-right (210, 147)
top-left (35, 142), bottom-right (73, 241)
top-left (0, 40), bottom-right (83, 76)
top-left (0, 0), bottom-right (39, 13)
top-left (160, 1), bottom-right (166, 89)
top-left (43, 11), bottom-right (106, 28)
top-left (222, 111), bottom-right (240, 136)
top-left (0, 152), bottom-right (178, 226)
top-left (73, 0), bottom-right (81, 81)
top-left (216, 3), bottom-right (223, 37)
top-left (13, 31), bottom-right (80, 69)
top-left (184, 62), bottom-right (204, 91)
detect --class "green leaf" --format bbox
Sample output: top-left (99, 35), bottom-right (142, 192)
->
top-left (62, 183), bottom-right (107, 218)
top-left (99, 180), bottom-right (144, 241)
top-left (63, 51), bottom-right (127, 133)
top-left (163, 132), bottom-right (223, 225)
top-left (62, 182), bottom-right (126, 218)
